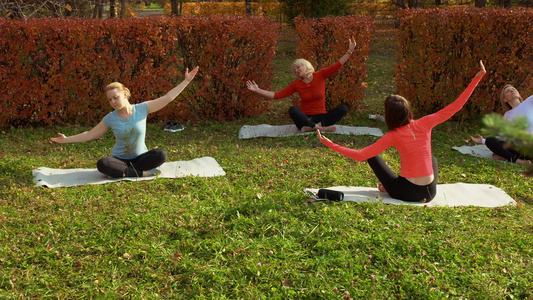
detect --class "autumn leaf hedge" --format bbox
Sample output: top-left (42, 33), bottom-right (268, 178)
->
top-left (294, 16), bottom-right (374, 113)
top-left (396, 8), bottom-right (533, 119)
top-left (0, 16), bottom-right (279, 127)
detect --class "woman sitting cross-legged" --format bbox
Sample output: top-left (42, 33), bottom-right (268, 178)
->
top-left (318, 61), bottom-right (486, 202)
top-left (50, 66), bottom-right (199, 178)
top-left (469, 84), bottom-right (532, 166)
top-left (246, 38), bottom-right (356, 133)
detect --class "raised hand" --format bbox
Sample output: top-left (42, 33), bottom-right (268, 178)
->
top-left (185, 66), bottom-right (199, 82)
top-left (246, 80), bottom-right (260, 92)
top-left (348, 36), bottom-right (356, 52)
top-left (476, 60), bottom-right (486, 77)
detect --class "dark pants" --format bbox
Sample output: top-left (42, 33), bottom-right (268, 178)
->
top-left (367, 155), bottom-right (438, 202)
top-left (97, 149), bottom-right (167, 178)
top-left (485, 137), bottom-right (531, 163)
top-left (289, 105), bottom-right (348, 130)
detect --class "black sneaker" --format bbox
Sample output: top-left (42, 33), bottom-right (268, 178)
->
top-left (164, 121), bottom-right (173, 131)
top-left (169, 122), bottom-right (184, 132)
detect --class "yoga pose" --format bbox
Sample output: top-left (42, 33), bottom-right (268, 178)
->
top-left (51, 66), bottom-right (199, 178)
top-left (246, 38), bottom-right (356, 133)
top-left (318, 61), bottom-right (486, 202)
top-left (469, 84), bottom-right (532, 165)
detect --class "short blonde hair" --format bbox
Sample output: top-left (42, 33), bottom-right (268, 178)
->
top-left (292, 58), bottom-right (314, 76)
top-left (105, 82), bottom-right (131, 99)
top-left (499, 84), bottom-right (522, 112)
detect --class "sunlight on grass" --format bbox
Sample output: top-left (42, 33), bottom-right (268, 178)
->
top-left (0, 19), bottom-right (532, 299)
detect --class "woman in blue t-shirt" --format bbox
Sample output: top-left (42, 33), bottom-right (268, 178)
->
top-left (51, 66), bottom-right (199, 178)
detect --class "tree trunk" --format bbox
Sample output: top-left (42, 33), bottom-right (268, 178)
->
top-left (475, 0), bottom-right (486, 8)
top-left (407, 0), bottom-right (419, 8)
top-left (171, 0), bottom-right (180, 16)
top-left (120, 0), bottom-right (126, 18)
top-left (109, 0), bottom-right (117, 18)
top-left (246, 0), bottom-right (252, 16)
top-left (93, 0), bottom-right (104, 18)
top-left (503, 0), bottom-right (511, 7)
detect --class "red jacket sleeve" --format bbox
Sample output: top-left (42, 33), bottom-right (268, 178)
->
top-left (320, 61), bottom-right (343, 79)
top-left (321, 134), bottom-right (393, 162)
top-left (274, 82), bottom-right (297, 100)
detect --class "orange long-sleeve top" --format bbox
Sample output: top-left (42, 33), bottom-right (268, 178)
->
top-left (321, 72), bottom-right (485, 178)
top-left (273, 61), bottom-right (342, 115)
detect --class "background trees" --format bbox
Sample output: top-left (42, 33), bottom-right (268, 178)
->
top-left (0, 0), bottom-right (154, 19)
top-left (3, 0), bottom-right (533, 20)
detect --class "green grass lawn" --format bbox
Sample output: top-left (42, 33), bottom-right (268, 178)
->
top-left (1, 21), bottom-right (532, 299)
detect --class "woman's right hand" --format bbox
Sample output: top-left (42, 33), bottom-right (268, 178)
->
top-left (50, 133), bottom-right (67, 143)
top-left (469, 134), bottom-right (484, 144)
top-left (246, 80), bottom-right (259, 92)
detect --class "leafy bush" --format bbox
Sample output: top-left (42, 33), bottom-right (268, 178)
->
top-left (396, 8), bottom-right (533, 119)
top-left (0, 16), bottom-right (279, 127)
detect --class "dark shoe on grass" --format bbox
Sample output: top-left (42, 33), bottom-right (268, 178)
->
top-left (169, 122), bottom-right (184, 132)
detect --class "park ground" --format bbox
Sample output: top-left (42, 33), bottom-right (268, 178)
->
top-left (0, 19), bottom-right (532, 299)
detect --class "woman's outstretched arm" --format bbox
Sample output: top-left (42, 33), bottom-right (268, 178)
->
top-left (246, 80), bottom-right (276, 99)
top-left (423, 60), bottom-right (486, 127)
top-left (147, 66), bottom-right (199, 114)
top-left (338, 37), bottom-right (356, 65)
top-left (50, 120), bottom-right (109, 144)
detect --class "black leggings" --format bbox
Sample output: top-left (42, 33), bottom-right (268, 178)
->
top-left (367, 155), bottom-right (438, 202)
top-left (289, 105), bottom-right (348, 130)
top-left (485, 137), bottom-right (531, 163)
top-left (97, 149), bottom-right (167, 178)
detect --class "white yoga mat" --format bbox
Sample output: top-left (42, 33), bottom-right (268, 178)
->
top-left (33, 156), bottom-right (226, 188)
top-left (452, 145), bottom-right (494, 159)
top-left (305, 183), bottom-right (516, 207)
top-left (238, 124), bottom-right (383, 139)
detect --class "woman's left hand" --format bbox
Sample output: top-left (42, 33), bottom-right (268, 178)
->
top-left (348, 37), bottom-right (356, 53)
top-left (469, 134), bottom-right (484, 144)
top-left (476, 60), bottom-right (486, 77)
top-left (185, 66), bottom-right (199, 82)
top-left (317, 129), bottom-right (332, 143)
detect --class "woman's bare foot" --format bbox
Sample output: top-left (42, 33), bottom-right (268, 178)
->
top-left (516, 159), bottom-right (532, 166)
top-left (301, 126), bottom-right (315, 133)
top-left (378, 183), bottom-right (387, 193)
top-left (315, 123), bottom-right (337, 132)
top-left (492, 154), bottom-right (508, 161)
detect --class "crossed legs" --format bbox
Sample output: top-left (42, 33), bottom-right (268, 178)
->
top-left (289, 105), bottom-right (348, 133)
top-left (485, 137), bottom-right (532, 165)
top-left (97, 149), bottom-right (167, 178)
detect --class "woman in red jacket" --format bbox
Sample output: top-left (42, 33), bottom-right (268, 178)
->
top-left (246, 38), bottom-right (356, 133)
top-left (318, 61), bottom-right (486, 202)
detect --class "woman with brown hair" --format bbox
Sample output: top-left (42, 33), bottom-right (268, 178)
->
top-left (318, 61), bottom-right (486, 202)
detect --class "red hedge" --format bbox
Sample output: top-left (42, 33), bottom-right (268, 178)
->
top-left (396, 8), bottom-right (533, 118)
top-left (293, 16), bottom-right (374, 112)
top-left (0, 16), bottom-right (279, 127)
